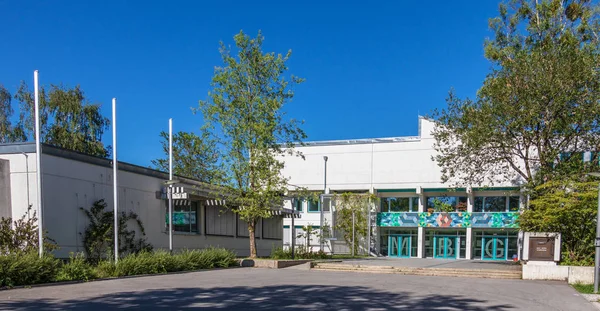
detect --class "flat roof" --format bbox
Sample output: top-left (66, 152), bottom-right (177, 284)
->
top-left (292, 116), bottom-right (432, 147)
top-left (0, 142), bottom-right (212, 188)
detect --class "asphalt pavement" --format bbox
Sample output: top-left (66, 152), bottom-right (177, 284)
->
top-left (0, 267), bottom-right (594, 310)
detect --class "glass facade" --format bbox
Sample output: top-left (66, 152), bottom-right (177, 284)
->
top-left (307, 199), bottom-right (320, 212)
top-left (426, 196), bottom-right (467, 212)
top-left (424, 230), bottom-right (467, 259)
top-left (473, 230), bottom-right (518, 260)
top-left (474, 196), bottom-right (520, 212)
top-left (167, 202), bottom-right (199, 233)
top-left (379, 228), bottom-right (418, 257)
top-left (380, 197), bottom-right (419, 212)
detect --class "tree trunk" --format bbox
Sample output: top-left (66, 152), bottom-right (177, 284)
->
top-left (248, 219), bottom-right (257, 258)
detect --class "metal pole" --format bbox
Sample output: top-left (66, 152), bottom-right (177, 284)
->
top-left (291, 212), bottom-right (295, 260)
top-left (112, 98), bottom-right (118, 263)
top-left (321, 156), bottom-right (328, 252)
top-left (169, 118), bottom-right (173, 253)
top-left (367, 196), bottom-right (371, 256)
top-left (33, 70), bottom-right (43, 258)
top-left (352, 210), bottom-right (355, 257)
top-left (595, 183), bottom-right (600, 293)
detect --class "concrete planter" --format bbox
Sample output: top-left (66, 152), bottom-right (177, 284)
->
top-left (523, 264), bottom-right (593, 284)
top-left (238, 259), bottom-right (312, 269)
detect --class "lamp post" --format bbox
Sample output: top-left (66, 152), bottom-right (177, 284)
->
top-left (588, 172), bottom-right (600, 294)
top-left (321, 156), bottom-right (328, 252)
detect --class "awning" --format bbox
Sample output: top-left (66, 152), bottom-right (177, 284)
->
top-left (204, 199), bottom-right (301, 218)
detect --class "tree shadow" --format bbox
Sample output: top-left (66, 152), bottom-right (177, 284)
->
top-left (0, 284), bottom-right (515, 310)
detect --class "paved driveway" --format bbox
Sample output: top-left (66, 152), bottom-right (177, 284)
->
top-left (0, 268), bottom-right (594, 310)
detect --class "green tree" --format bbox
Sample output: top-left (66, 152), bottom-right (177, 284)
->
top-left (80, 199), bottom-right (152, 264)
top-left (13, 82), bottom-right (110, 157)
top-left (151, 131), bottom-right (224, 184)
top-left (431, 0), bottom-right (600, 187)
top-left (519, 180), bottom-right (597, 265)
top-left (0, 85), bottom-right (17, 143)
top-left (196, 31), bottom-right (306, 258)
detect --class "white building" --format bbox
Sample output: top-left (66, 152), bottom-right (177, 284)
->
top-left (280, 117), bottom-right (524, 260)
top-left (0, 142), bottom-right (293, 258)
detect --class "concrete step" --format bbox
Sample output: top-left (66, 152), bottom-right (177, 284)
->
top-left (311, 263), bottom-right (522, 279)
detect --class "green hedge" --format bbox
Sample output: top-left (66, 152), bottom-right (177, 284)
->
top-left (271, 247), bottom-right (329, 259)
top-left (0, 247), bottom-right (237, 288)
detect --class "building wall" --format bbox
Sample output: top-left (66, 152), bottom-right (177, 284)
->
top-left (0, 145), bottom-right (282, 258)
top-left (0, 151), bottom-right (38, 221)
top-left (279, 117), bottom-right (524, 257)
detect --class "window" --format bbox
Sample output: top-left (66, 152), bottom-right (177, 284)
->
top-left (205, 205), bottom-right (235, 236)
top-left (509, 196), bottom-right (520, 211)
top-left (485, 196), bottom-right (506, 212)
top-left (308, 199), bottom-right (320, 212)
top-left (294, 199), bottom-right (303, 212)
top-left (474, 196), bottom-right (520, 212)
top-left (426, 196), bottom-right (467, 212)
top-left (167, 202), bottom-right (199, 233)
top-left (236, 215), bottom-right (262, 238)
top-left (390, 198), bottom-right (410, 212)
top-left (380, 197), bottom-right (419, 212)
top-left (474, 197), bottom-right (484, 212)
top-left (262, 217), bottom-right (283, 240)
top-left (411, 197), bottom-right (419, 212)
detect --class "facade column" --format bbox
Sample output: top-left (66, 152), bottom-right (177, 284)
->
top-left (417, 186), bottom-right (425, 258)
top-left (466, 186), bottom-right (473, 259)
top-left (369, 187), bottom-right (377, 256)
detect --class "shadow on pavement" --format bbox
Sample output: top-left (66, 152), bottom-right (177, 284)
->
top-left (0, 284), bottom-right (515, 310)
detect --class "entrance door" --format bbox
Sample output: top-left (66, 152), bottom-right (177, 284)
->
top-left (388, 235), bottom-right (411, 258)
top-left (433, 236), bottom-right (457, 259)
top-left (482, 237), bottom-right (508, 260)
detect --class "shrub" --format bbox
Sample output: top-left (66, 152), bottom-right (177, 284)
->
top-left (94, 260), bottom-right (116, 279)
top-left (271, 247), bottom-right (330, 260)
top-left (0, 208), bottom-right (57, 255)
top-left (56, 252), bottom-right (97, 282)
top-left (0, 251), bottom-right (60, 287)
top-left (113, 248), bottom-right (236, 276)
top-left (80, 200), bottom-right (153, 265)
top-left (0, 247), bottom-right (237, 287)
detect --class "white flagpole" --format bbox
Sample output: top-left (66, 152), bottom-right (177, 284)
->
top-left (168, 118), bottom-right (173, 253)
top-left (112, 98), bottom-right (119, 263)
top-left (34, 70), bottom-right (43, 258)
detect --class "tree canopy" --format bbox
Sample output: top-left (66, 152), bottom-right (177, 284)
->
top-left (151, 131), bottom-right (224, 184)
top-left (196, 30), bottom-right (305, 258)
top-left (432, 0), bottom-right (600, 187)
top-left (0, 81), bottom-right (110, 157)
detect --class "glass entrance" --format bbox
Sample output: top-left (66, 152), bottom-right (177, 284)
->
top-left (388, 235), bottom-right (411, 258)
top-left (433, 236), bottom-right (457, 259)
top-left (482, 237), bottom-right (508, 260)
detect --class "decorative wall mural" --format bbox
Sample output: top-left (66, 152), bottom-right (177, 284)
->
top-left (377, 212), bottom-right (420, 227)
top-left (471, 212), bottom-right (519, 228)
top-left (419, 212), bottom-right (471, 228)
top-left (377, 212), bottom-right (519, 228)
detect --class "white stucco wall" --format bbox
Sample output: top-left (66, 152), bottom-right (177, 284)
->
top-left (279, 117), bottom-right (519, 192)
top-left (279, 117), bottom-right (523, 253)
top-left (0, 146), bottom-right (281, 258)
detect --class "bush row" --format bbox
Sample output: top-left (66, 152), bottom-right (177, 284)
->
top-left (0, 248), bottom-right (237, 287)
top-left (270, 247), bottom-right (330, 260)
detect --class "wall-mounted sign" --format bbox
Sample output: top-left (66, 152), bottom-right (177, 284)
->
top-left (528, 237), bottom-right (555, 261)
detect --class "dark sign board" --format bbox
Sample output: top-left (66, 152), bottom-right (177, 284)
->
top-left (529, 237), bottom-right (555, 261)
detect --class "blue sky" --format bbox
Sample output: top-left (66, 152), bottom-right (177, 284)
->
top-left (0, 1), bottom-right (500, 166)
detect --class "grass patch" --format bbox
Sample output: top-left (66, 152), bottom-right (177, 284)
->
top-left (572, 283), bottom-right (595, 294)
